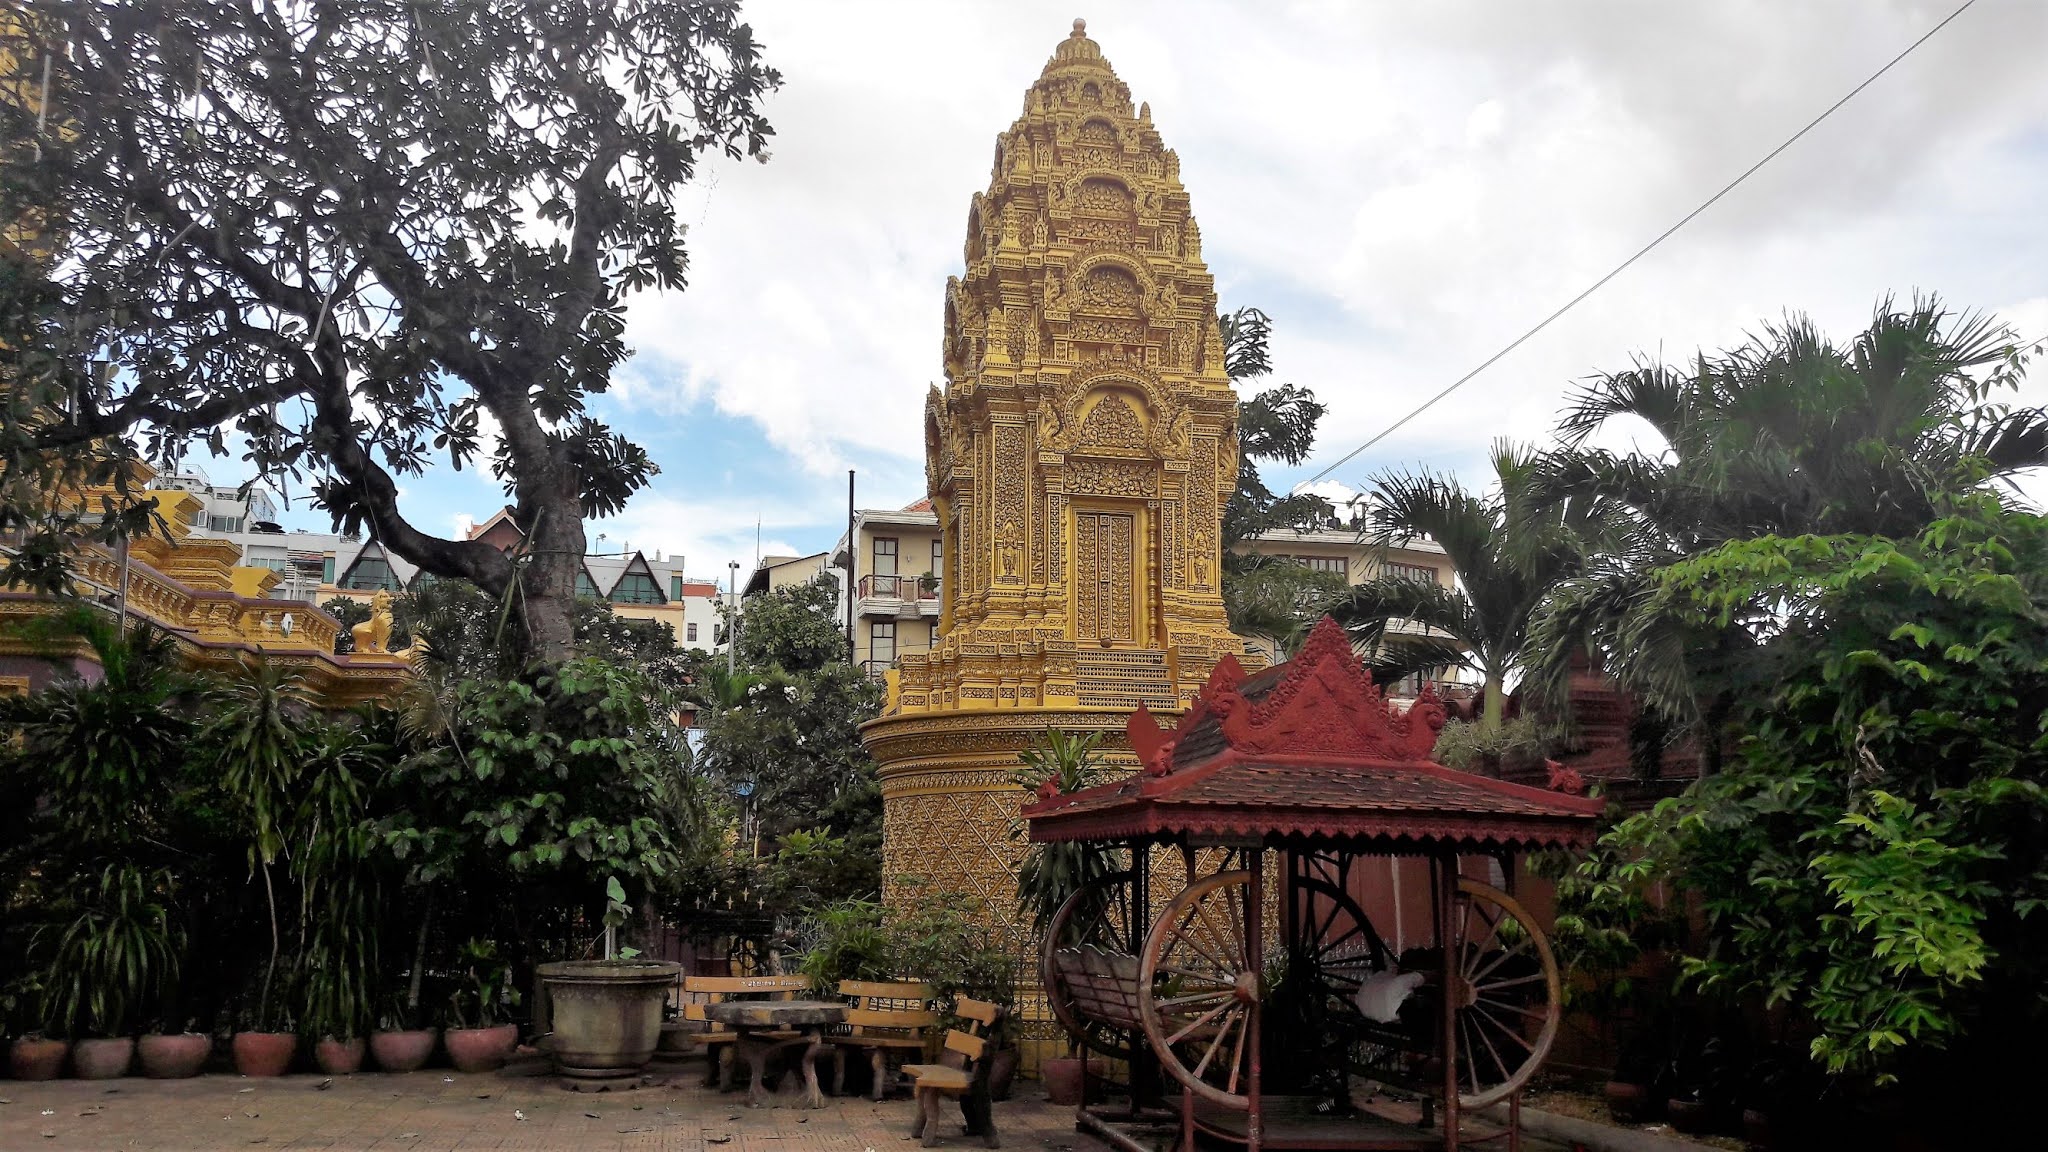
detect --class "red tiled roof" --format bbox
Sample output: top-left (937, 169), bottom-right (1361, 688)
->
top-left (1023, 617), bottom-right (1603, 852)
top-left (903, 498), bottom-right (935, 512)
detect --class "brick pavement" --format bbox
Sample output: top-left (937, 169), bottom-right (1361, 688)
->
top-left (0, 1066), bottom-right (1570, 1152)
top-left (0, 1063), bottom-right (1111, 1152)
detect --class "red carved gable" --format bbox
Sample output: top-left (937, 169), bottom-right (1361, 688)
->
top-left (1219, 617), bottom-right (1442, 760)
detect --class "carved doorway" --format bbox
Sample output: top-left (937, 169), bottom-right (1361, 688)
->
top-left (1073, 509), bottom-right (1138, 646)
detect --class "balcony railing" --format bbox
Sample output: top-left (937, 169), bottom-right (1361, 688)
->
top-left (857, 574), bottom-right (939, 601)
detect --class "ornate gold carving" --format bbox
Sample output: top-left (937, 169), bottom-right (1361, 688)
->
top-left (1077, 392), bottom-right (1145, 449)
top-left (874, 18), bottom-right (1251, 992)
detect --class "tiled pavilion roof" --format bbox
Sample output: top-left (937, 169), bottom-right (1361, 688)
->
top-left (1022, 617), bottom-right (1603, 853)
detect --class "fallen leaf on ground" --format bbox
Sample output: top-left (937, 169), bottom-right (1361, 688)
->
top-left (316, 1079), bottom-right (333, 1091)
top-left (237, 1088), bottom-right (255, 1094)
top-left (513, 1109), bottom-right (527, 1121)
top-left (41, 1129), bottom-right (54, 1139)
top-left (584, 1111), bottom-right (601, 1119)
top-left (706, 1136), bottom-right (732, 1145)
top-left (396, 1133), bottom-right (419, 1140)
top-left (474, 1091), bottom-right (492, 1099)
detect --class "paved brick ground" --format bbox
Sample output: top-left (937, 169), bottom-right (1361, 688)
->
top-left (0, 1063), bottom-right (1107, 1152)
top-left (0, 1065), bottom-right (1570, 1151)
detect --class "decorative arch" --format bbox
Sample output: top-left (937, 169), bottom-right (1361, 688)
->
top-left (1061, 246), bottom-right (1159, 320)
top-left (1056, 167), bottom-right (1137, 215)
top-left (1076, 117), bottom-right (1118, 147)
top-left (1039, 366), bottom-right (1189, 462)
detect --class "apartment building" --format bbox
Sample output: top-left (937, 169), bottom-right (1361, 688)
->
top-left (319, 508), bottom-right (722, 652)
top-left (829, 501), bottom-right (943, 676)
top-left (1230, 525), bottom-right (1468, 692)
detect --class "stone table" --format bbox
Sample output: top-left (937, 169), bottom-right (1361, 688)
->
top-left (704, 999), bottom-right (848, 1108)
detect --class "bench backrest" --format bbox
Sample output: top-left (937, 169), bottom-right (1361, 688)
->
top-left (838, 980), bottom-right (939, 1040)
top-left (681, 974), bottom-right (811, 1032)
top-left (936, 997), bottom-right (1004, 1072)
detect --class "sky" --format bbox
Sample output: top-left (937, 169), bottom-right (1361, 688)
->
top-left (250, 0), bottom-right (2048, 588)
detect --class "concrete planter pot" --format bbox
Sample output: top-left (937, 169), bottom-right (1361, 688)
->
top-left (231, 1031), bottom-right (298, 1077)
top-left (138, 1033), bottom-right (212, 1079)
top-left (368, 1029), bottom-right (437, 1073)
top-left (536, 960), bottom-right (681, 1081)
top-left (73, 1036), bottom-right (136, 1079)
top-left (313, 1036), bottom-right (366, 1075)
top-left (9, 1037), bottom-right (71, 1080)
top-left (444, 1025), bottom-right (519, 1073)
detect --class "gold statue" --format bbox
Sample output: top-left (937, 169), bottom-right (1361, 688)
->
top-left (350, 589), bottom-right (396, 655)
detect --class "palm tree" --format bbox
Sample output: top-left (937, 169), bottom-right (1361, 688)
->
top-left (1525, 295), bottom-right (2047, 735)
top-left (1326, 444), bottom-right (1588, 732)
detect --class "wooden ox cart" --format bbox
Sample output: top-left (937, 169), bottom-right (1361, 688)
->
top-left (1021, 618), bottom-right (1603, 1152)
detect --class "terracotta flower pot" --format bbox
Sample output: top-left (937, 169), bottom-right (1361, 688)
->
top-left (1667, 1096), bottom-right (1713, 1134)
top-left (369, 1028), bottom-right (438, 1073)
top-left (985, 1045), bottom-right (1019, 1102)
top-left (73, 1036), bottom-right (136, 1079)
top-left (444, 1024), bottom-right (519, 1073)
top-left (536, 960), bottom-right (683, 1081)
top-left (1604, 1080), bottom-right (1654, 1124)
top-left (1743, 1107), bottom-right (1773, 1149)
top-left (231, 1031), bottom-right (298, 1077)
top-left (137, 1033), bottom-right (212, 1079)
top-left (8, 1037), bottom-right (71, 1081)
top-left (313, 1036), bottom-right (366, 1075)
top-left (1042, 1056), bottom-right (1085, 1105)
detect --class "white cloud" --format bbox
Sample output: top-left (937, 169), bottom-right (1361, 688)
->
top-left (606, 0), bottom-right (2048, 570)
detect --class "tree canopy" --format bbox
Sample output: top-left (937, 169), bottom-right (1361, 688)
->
top-left (0, 1), bottom-right (779, 661)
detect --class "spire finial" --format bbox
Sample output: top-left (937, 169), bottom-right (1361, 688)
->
top-left (1071, 18), bottom-right (1087, 37)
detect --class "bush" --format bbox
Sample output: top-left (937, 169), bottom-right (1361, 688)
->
top-left (1431, 715), bottom-right (1552, 774)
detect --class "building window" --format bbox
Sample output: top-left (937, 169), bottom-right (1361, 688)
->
top-left (873, 537), bottom-right (899, 577)
top-left (931, 538), bottom-right (943, 575)
top-left (671, 574), bottom-right (685, 600)
top-left (1290, 555), bottom-right (1348, 576)
top-left (929, 622), bottom-right (939, 648)
top-left (575, 570), bottom-right (600, 598)
top-left (343, 558), bottom-right (399, 591)
top-left (611, 571), bottom-right (665, 605)
top-left (687, 623), bottom-right (699, 642)
top-left (871, 620), bottom-right (896, 664)
top-left (208, 515), bottom-right (242, 533)
top-left (1384, 562), bottom-right (1437, 585)
top-left (322, 557), bottom-right (336, 584)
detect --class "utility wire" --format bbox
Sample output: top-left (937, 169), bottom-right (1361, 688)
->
top-left (1301, 0), bottom-right (1978, 489)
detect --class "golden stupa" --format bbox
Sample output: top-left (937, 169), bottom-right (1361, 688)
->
top-left (862, 19), bottom-right (1256, 970)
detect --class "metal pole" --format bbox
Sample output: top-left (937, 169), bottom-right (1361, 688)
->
top-left (727, 561), bottom-right (739, 674)
top-left (115, 532), bottom-right (132, 630)
top-left (845, 469), bottom-right (856, 660)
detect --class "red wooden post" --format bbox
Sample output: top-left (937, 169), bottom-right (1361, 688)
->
top-left (1246, 849), bottom-right (1264, 1152)
top-left (1440, 852), bottom-right (1462, 1152)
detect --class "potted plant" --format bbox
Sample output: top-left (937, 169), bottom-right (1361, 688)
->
top-left (444, 938), bottom-right (521, 1073)
top-left (371, 932), bottom-right (439, 1072)
top-left (1010, 730), bottom-right (1118, 1105)
top-left (137, 1025), bottom-right (212, 1079)
top-left (537, 877), bottom-right (681, 1082)
top-left (3, 974), bottom-right (70, 1081)
top-left (39, 863), bottom-right (183, 1080)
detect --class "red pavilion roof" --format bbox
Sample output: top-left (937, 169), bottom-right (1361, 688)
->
top-left (1022, 617), bottom-right (1604, 852)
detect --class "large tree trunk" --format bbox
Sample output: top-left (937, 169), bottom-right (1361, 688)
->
top-left (515, 489), bottom-right (588, 666)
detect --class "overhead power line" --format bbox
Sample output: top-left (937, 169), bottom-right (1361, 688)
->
top-left (1300, 0), bottom-right (1978, 489)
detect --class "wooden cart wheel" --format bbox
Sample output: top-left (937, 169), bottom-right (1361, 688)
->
top-left (1138, 870), bottom-right (1258, 1110)
top-left (1041, 869), bottom-right (1139, 1061)
top-left (1287, 873), bottom-right (1394, 1007)
top-left (1438, 879), bottom-right (1563, 1110)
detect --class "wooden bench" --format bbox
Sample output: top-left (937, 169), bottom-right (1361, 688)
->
top-left (681, 975), bottom-right (811, 1087)
top-left (902, 997), bottom-right (1003, 1148)
top-left (826, 979), bottom-right (940, 1100)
